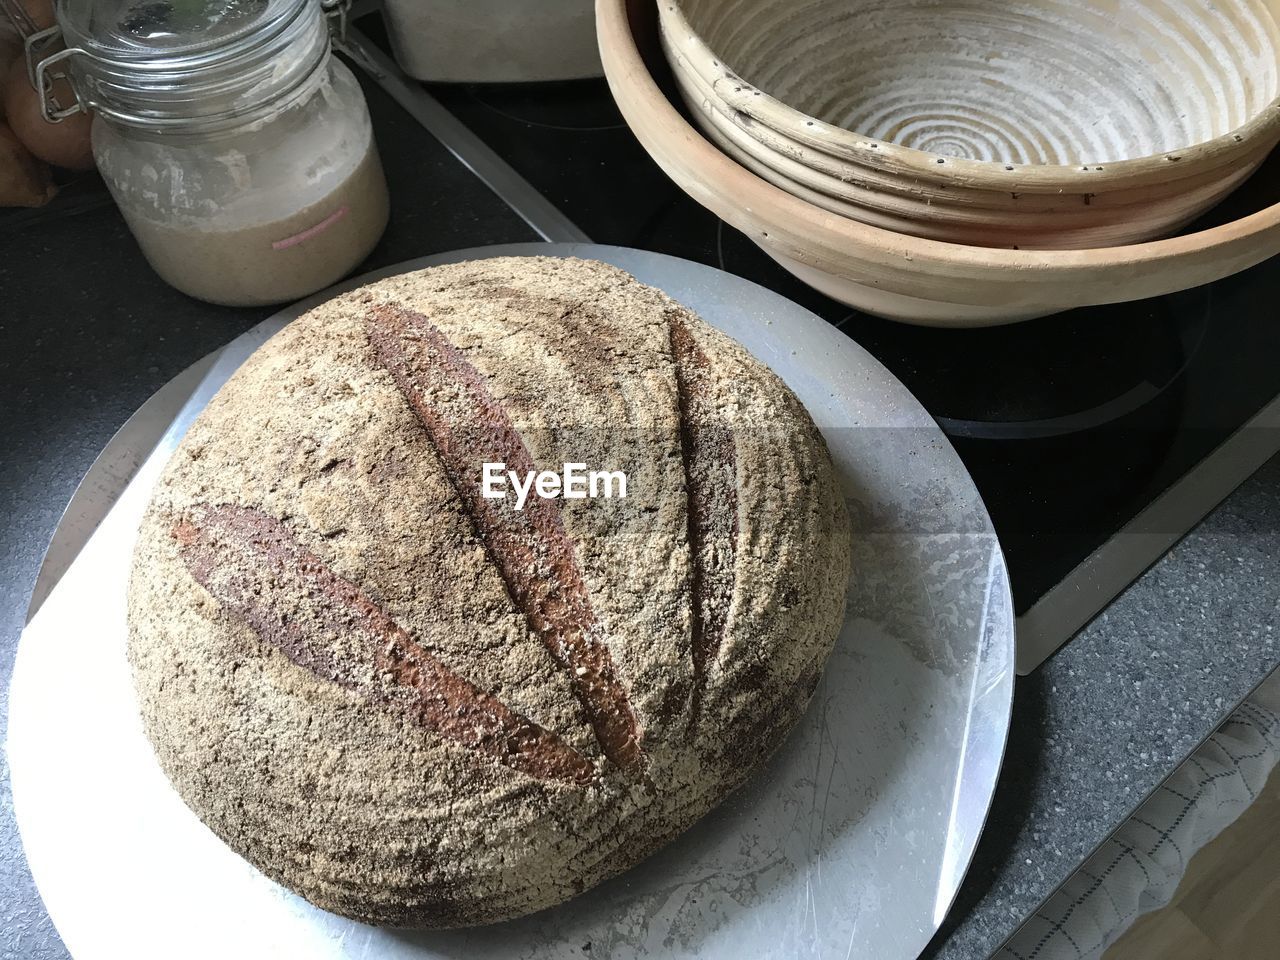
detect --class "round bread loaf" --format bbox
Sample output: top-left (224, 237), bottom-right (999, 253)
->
top-left (127, 256), bottom-right (852, 927)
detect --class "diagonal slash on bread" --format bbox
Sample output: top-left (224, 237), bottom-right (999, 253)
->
top-left (171, 504), bottom-right (597, 785)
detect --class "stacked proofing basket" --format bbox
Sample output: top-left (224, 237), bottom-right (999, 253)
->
top-left (662, 0), bottom-right (1280, 249)
top-left (598, 0), bottom-right (1280, 324)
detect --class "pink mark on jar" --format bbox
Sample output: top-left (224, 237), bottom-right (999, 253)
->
top-left (272, 205), bottom-right (351, 251)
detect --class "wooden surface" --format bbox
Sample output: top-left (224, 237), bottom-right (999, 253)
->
top-left (1103, 765), bottom-right (1280, 960)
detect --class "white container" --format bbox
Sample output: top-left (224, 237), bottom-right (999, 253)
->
top-left (382, 0), bottom-right (600, 82)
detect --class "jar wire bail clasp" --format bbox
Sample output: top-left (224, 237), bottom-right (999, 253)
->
top-left (19, 22), bottom-right (90, 123)
top-left (321, 0), bottom-right (352, 40)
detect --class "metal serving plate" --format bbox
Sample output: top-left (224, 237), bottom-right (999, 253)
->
top-left (8, 244), bottom-right (1014, 960)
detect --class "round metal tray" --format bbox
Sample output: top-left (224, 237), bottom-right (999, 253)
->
top-left (8, 244), bottom-right (1014, 960)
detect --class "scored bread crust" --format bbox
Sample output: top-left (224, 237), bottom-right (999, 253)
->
top-left (126, 256), bottom-right (852, 927)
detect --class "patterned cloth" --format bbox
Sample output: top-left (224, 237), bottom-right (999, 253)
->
top-left (997, 675), bottom-right (1280, 960)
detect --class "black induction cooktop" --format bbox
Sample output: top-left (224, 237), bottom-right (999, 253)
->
top-left (424, 76), bottom-right (1280, 626)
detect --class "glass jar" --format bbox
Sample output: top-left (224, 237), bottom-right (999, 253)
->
top-left (52, 0), bottom-right (389, 306)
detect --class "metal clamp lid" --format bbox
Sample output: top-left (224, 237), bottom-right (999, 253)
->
top-left (30, 0), bottom-right (337, 131)
top-left (0, 0), bottom-right (85, 122)
top-left (321, 0), bottom-right (350, 40)
top-left (26, 28), bottom-right (89, 122)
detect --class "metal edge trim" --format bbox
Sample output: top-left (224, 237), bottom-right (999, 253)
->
top-left (1016, 394), bottom-right (1280, 674)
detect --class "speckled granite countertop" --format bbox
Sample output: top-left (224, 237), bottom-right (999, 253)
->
top-left (3, 70), bottom-right (1279, 960)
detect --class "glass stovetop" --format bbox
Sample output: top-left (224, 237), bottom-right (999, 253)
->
top-left (424, 76), bottom-right (1280, 618)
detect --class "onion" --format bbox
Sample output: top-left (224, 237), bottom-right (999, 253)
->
top-left (16, 0), bottom-right (56, 31)
top-left (1, 120), bottom-right (56, 206)
top-left (3, 57), bottom-right (94, 171)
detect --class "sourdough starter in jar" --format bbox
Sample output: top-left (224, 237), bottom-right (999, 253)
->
top-left (62, 0), bottom-right (390, 306)
top-left (94, 60), bottom-right (389, 306)
top-left (122, 146), bottom-right (387, 306)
